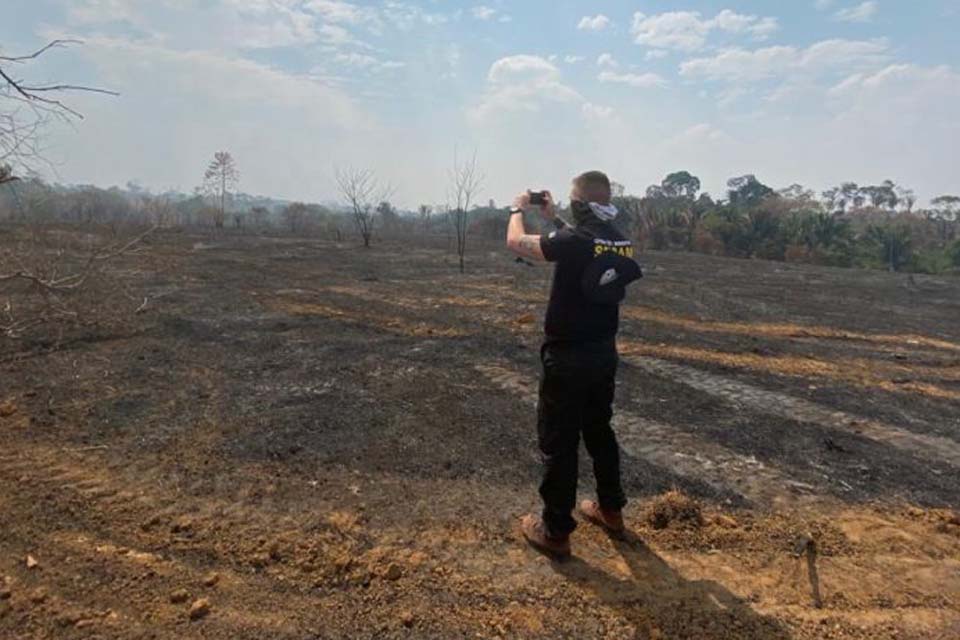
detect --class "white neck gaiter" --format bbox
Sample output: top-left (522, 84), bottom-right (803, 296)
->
top-left (588, 202), bottom-right (619, 221)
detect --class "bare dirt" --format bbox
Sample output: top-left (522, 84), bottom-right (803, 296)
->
top-left (1, 231), bottom-right (959, 639)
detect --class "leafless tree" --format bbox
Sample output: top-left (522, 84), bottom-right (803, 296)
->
top-left (447, 150), bottom-right (483, 273)
top-left (1, 40), bottom-right (117, 181)
top-left (334, 166), bottom-right (393, 248)
top-left (202, 151), bottom-right (239, 229)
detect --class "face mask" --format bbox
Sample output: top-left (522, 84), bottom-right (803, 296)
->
top-left (571, 200), bottom-right (619, 225)
top-left (570, 200), bottom-right (593, 225)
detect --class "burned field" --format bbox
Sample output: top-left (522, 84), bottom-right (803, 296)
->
top-left (2, 231), bottom-right (959, 639)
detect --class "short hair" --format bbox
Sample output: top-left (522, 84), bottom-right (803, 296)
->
top-left (573, 171), bottom-right (612, 204)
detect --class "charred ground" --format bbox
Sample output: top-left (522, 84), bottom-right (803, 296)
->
top-left (1, 230), bottom-right (959, 639)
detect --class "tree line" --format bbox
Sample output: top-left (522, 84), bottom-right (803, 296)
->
top-left (609, 172), bottom-right (959, 274)
top-left (2, 164), bottom-right (959, 275)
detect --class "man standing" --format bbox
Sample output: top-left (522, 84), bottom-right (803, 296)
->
top-left (506, 171), bottom-right (640, 559)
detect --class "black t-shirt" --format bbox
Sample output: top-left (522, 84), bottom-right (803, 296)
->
top-left (539, 219), bottom-right (635, 344)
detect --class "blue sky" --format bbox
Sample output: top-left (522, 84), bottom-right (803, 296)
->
top-left (3, 0), bottom-right (959, 207)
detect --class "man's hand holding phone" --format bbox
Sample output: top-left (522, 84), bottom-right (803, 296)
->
top-left (519, 190), bottom-right (556, 221)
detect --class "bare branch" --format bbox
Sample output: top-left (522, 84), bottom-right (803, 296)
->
top-left (0, 40), bottom-right (116, 177)
top-left (0, 226), bottom-right (157, 293)
top-left (18, 84), bottom-right (119, 96)
top-left (0, 40), bottom-right (83, 63)
top-left (1, 224), bottom-right (158, 340)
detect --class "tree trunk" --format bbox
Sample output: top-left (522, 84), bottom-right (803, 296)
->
top-left (218, 174), bottom-right (226, 229)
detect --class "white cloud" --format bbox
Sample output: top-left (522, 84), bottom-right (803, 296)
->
top-left (680, 38), bottom-right (890, 83)
top-left (333, 52), bottom-right (405, 71)
top-left (669, 122), bottom-right (735, 146)
top-left (631, 11), bottom-right (708, 51)
top-left (819, 63), bottom-right (960, 197)
top-left (711, 9), bottom-right (776, 36)
top-left (645, 50), bottom-right (668, 61)
top-left (631, 9), bottom-right (780, 52)
top-left (316, 23), bottom-right (361, 46)
top-left (598, 70), bottom-right (667, 88)
top-left (681, 46), bottom-right (798, 82)
top-left (79, 35), bottom-right (364, 123)
top-left (564, 55), bottom-right (585, 64)
top-left (68, 0), bottom-right (141, 25)
top-left (597, 53), bottom-right (618, 68)
top-left (577, 14), bottom-right (611, 31)
top-left (471, 6), bottom-right (497, 21)
top-left (582, 103), bottom-right (614, 120)
top-left (227, 1), bottom-right (321, 49)
top-left (471, 55), bottom-right (582, 120)
top-left (305, 0), bottom-right (378, 26)
top-left (487, 55), bottom-right (559, 83)
top-left (814, 0), bottom-right (835, 10)
top-left (801, 38), bottom-right (888, 70)
top-left (39, 34), bottom-right (378, 200)
top-left (380, 1), bottom-right (449, 30)
top-left (828, 64), bottom-right (960, 103)
top-left (834, 1), bottom-right (879, 23)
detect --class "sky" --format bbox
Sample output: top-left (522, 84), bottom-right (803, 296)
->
top-left (3, 0), bottom-right (959, 208)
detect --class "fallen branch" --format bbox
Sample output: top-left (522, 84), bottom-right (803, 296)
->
top-left (0, 225), bottom-right (156, 292)
top-left (1, 225), bottom-right (158, 340)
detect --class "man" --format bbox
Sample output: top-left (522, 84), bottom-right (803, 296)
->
top-left (506, 170), bottom-right (640, 559)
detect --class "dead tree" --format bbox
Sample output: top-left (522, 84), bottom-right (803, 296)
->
top-left (202, 151), bottom-right (239, 229)
top-left (335, 166), bottom-right (392, 248)
top-left (447, 150), bottom-right (484, 273)
top-left (1, 39), bottom-right (117, 181)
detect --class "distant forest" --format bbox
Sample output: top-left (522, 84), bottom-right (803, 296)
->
top-left (1, 171), bottom-right (958, 275)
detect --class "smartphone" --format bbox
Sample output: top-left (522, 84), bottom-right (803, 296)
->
top-left (529, 191), bottom-right (547, 206)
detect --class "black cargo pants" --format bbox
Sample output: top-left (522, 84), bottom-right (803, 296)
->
top-left (537, 339), bottom-right (626, 538)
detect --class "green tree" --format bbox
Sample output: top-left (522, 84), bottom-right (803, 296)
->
top-left (661, 171), bottom-right (701, 199)
top-left (950, 240), bottom-right (960, 268)
top-left (726, 175), bottom-right (774, 208)
top-left (866, 224), bottom-right (912, 272)
top-left (838, 182), bottom-right (862, 212)
top-left (930, 195), bottom-right (959, 243)
top-left (861, 180), bottom-right (898, 211)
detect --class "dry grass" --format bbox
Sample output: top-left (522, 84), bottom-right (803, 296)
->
top-left (619, 340), bottom-right (960, 402)
top-left (621, 305), bottom-right (960, 353)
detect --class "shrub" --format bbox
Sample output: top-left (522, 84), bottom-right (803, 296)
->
top-left (950, 240), bottom-right (960, 268)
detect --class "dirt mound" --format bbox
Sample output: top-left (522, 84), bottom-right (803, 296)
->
top-left (645, 489), bottom-right (705, 530)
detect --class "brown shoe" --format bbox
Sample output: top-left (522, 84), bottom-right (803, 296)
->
top-left (520, 514), bottom-right (571, 559)
top-left (578, 500), bottom-right (626, 536)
